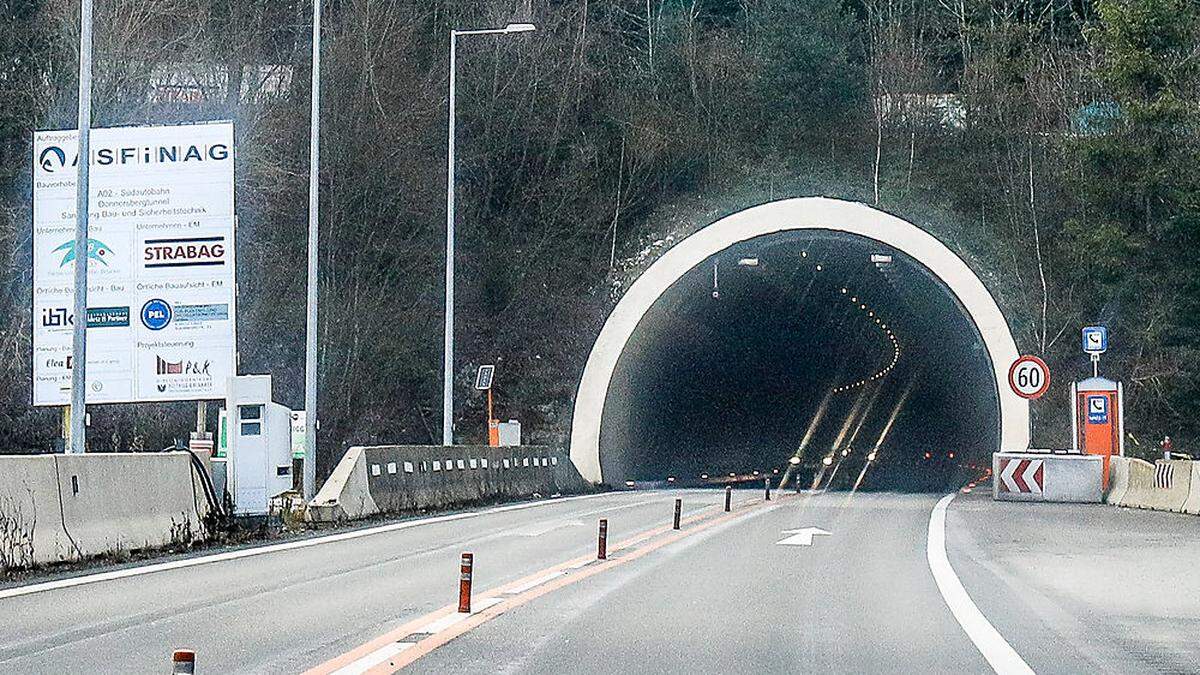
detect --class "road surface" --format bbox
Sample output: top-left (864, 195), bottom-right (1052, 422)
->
top-left (1, 488), bottom-right (1197, 673)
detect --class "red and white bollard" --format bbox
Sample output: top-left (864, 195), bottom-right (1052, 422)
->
top-left (673, 498), bottom-right (682, 530)
top-left (172, 649), bottom-right (196, 674)
top-left (764, 477), bottom-right (771, 501)
top-left (724, 485), bottom-right (732, 512)
top-left (458, 552), bottom-right (473, 614)
top-left (597, 519), bottom-right (608, 560)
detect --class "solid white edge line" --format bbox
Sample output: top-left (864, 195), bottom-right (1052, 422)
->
top-left (927, 492), bottom-right (1035, 675)
top-left (0, 493), bottom-right (622, 601)
top-left (417, 598), bottom-right (503, 634)
top-left (330, 641), bottom-right (415, 675)
top-left (505, 571), bottom-right (564, 595)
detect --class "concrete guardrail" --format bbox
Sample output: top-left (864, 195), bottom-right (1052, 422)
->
top-left (0, 452), bottom-right (211, 570)
top-left (992, 451), bottom-right (1102, 503)
top-left (308, 445), bottom-right (588, 522)
top-left (1107, 456), bottom-right (1197, 515)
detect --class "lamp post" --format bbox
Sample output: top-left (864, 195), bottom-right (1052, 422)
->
top-left (442, 22), bottom-right (536, 446)
top-left (302, 0), bottom-right (322, 500)
top-left (68, 0), bottom-right (95, 454)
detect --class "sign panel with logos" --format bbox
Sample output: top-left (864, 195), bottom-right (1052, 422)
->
top-left (31, 122), bottom-right (236, 405)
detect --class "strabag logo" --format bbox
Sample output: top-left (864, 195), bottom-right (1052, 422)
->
top-left (54, 238), bottom-right (114, 267)
top-left (143, 237), bottom-right (226, 268)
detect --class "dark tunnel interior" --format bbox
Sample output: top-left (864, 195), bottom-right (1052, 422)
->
top-left (598, 230), bottom-right (1000, 492)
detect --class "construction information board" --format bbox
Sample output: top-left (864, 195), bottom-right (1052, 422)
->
top-left (32, 122), bottom-right (236, 405)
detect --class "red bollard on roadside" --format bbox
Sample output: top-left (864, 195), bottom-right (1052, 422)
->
top-left (724, 485), bottom-right (732, 512)
top-left (172, 650), bottom-right (196, 674)
top-left (673, 498), bottom-right (682, 530)
top-left (458, 552), bottom-right (474, 614)
top-left (598, 519), bottom-right (608, 560)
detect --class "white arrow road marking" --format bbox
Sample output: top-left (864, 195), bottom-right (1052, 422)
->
top-left (927, 493), bottom-right (1035, 675)
top-left (775, 527), bottom-right (831, 546)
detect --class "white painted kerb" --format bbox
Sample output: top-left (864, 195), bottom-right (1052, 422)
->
top-left (569, 197), bottom-right (1028, 483)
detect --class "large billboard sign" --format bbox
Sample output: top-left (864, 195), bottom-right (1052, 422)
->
top-left (32, 122), bottom-right (236, 405)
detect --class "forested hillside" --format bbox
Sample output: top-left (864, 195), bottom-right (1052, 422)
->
top-left (2, 0), bottom-right (1198, 472)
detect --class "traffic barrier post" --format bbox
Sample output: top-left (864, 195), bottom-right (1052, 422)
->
top-left (764, 477), bottom-right (771, 501)
top-left (724, 485), bottom-right (732, 512)
top-left (598, 519), bottom-right (608, 559)
top-left (458, 552), bottom-right (473, 613)
top-left (172, 650), bottom-right (196, 675)
top-left (673, 498), bottom-right (681, 530)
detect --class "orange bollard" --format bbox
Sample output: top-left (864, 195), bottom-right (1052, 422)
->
top-left (458, 552), bottom-right (473, 613)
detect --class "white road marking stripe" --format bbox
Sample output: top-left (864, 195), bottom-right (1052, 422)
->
top-left (927, 493), bottom-right (1035, 675)
top-left (505, 571), bottom-right (564, 595)
top-left (0, 493), bottom-right (616, 601)
top-left (567, 558), bottom-right (593, 569)
top-left (417, 598), bottom-right (502, 634)
top-left (331, 642), bottom-right (414, 675)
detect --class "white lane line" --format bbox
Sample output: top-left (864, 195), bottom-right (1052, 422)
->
top-left (927, 493), bottom-right (1035, 675)
top-left (0, 493), bottom-right (617, 601)
top-left (417, 598), bottom-right (502, 634)
top-left (505, 571), bottom-right (564, 595)
top-left (330, 641), bottom-right (415, 675)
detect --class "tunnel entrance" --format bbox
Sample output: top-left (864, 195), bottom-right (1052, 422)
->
top-left (570, 198), bottom-right (1028, 490)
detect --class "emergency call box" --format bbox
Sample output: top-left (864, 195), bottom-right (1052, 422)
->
top-left (1072, 377), bottom-right (1123, 489)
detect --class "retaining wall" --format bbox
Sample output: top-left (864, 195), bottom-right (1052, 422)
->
top-left (0, 452), bottom-right (210, 570)
top-left (308, 445), bottom-right (587, 522)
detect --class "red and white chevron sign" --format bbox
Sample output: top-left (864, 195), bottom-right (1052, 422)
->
top-left (999, 458), bottom-right (1044, 494)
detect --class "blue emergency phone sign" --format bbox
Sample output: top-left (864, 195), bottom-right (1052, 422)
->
top-left (1082, 326), bottom-right (1108, 354)
top-left (1087, 395), bottom-right (1108, 424)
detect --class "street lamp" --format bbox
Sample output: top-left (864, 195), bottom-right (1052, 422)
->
top-left (443, 22), bottom-right (536, 446)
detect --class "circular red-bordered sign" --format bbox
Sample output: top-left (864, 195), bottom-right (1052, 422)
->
top-left (1008, 355), bottom-right (1050, 400)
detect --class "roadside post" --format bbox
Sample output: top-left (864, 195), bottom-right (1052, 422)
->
top-left (764, 477), bottom-right (771, 501)
top-left (172, 650), bottom-right (196, 674)
top-left (597, 519), bottom-right (608, 560)
top-left (458, 552), bottom-right (474, 613)
top-left (672, 499), bottom-right (681, 530)
top-left (724, 485), bottom-right (732, 512)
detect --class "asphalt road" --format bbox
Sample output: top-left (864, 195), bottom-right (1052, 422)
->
top-left (2, 487), bottom-right (1198, 674)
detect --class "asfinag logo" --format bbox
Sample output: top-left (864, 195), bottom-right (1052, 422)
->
top-left (38, 146), bottom-right (69, 173)
top-left (141, 299), bottom-right (172, 330)
top-left (54, 238), bottom-right (114, 268)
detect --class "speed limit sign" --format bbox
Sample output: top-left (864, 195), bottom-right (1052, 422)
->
top-left (1008, 356), bottom-right (1050, 400)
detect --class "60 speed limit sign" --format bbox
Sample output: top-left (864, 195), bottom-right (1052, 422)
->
top-left (1008, 355), bottom-right (1050, 400)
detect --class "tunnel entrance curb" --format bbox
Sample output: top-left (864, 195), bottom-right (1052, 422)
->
top-left (569, 198), bottom-right (1028, 483)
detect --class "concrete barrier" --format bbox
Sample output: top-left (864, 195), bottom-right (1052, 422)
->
top-left (1105, 456), bottom-right (1131, 505)
top-left (1114, 458), bottom-right (1191, 513)
top-left (1184, 463), bottom-right (1200, 515)
top-left (0, 452), bottom-right (210, 570)
top-left (309, 445), bottom-right (587, 522)
top-left (992, 452), bottom-right (1102, 503)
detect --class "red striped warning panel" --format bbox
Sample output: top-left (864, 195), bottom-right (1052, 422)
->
top-left (999, 458), bottom-right (1044, 494)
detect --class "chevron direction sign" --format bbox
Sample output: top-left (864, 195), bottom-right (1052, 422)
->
top-left (998, 457), bottom-right (1044, 495)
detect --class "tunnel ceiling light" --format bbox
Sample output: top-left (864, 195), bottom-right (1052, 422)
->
top-left (737, 257), bottom-right (760, 267)
top-left (788, 456), bottom-right (801, 465)
top-left (841, 288), bottom-right (848, 294)
top-left (822, 456), bottom-right (833, 466)
top-left (815, 264), bottom-right (823, 271)
top-left (801, 251), bottom-right (808, 258)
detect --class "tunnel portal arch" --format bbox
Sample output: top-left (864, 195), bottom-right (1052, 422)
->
top-left (569, 197), bottom-right (1028, 483)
